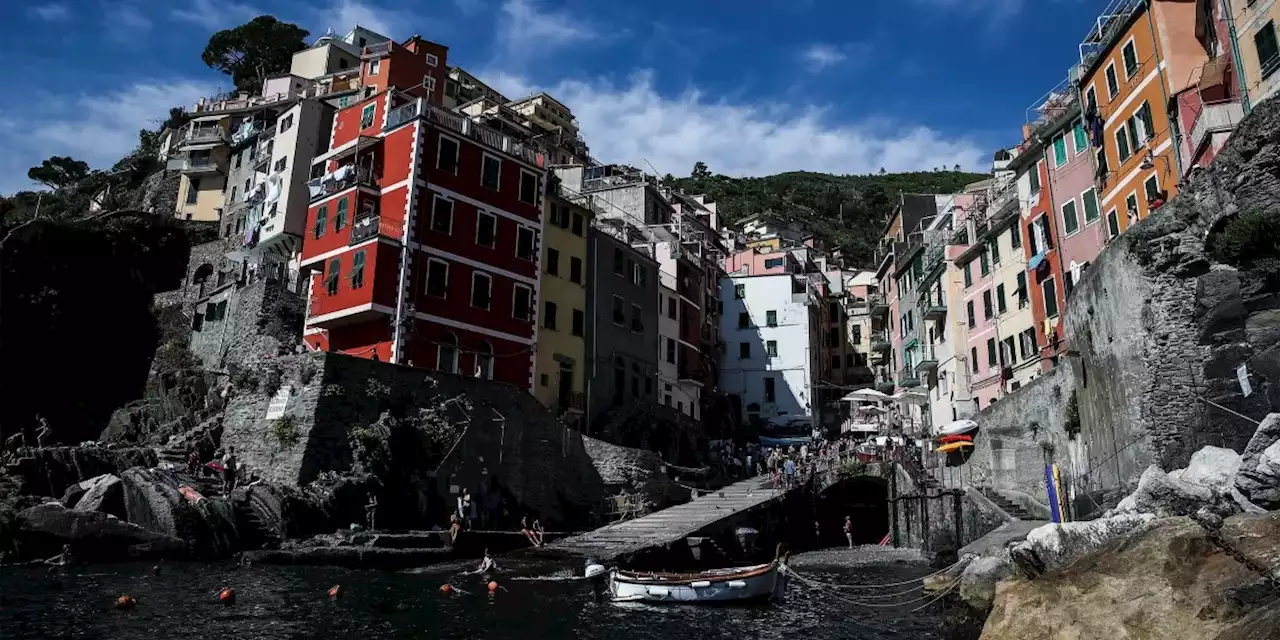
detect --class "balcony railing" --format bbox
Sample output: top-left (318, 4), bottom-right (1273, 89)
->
top-left (897, 367), bottom-right (921, 388)
top-left (870, 335), bottom-right (891, 353)
top-left (349, 215), bottom-right (402, 245)
top-left (180, 125), bottom-right (229, 147)
top-left (1188, 100), bottom-right (1243, 155)
top-left (180, 156), bottom-right (222, 175)
top-left (923, 299), bottom-right (947, 321)
top-left (387, 97), bottom-right (544, 166)
top-left (914, 344), bottom-right (939, 373)
top-left (308, 165), bottom-right (375, 202)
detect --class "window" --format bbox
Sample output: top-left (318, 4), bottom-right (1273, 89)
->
top-left (964, 263), bottom-right (973, 287)
top-left (763, 257), bottom-right (786, 269)
top-left (349, 250), bottom-right (366, 289)
top-left (1116, 124), bottom-right (1132, 162)
top-left (569, 257), bottom-right (583, 283)
top-left (437, 333), bottom-right (457, 373)
top-left (996, 284), bottom-right (1007, 314)
top-left (612, 248), bottom-right (625, 276)
top-left (828, 327), bottom-right (841, 347)
top-left (853, 325), bottom-right (862, 344)
top-left (1126, 192), bottom-right (1140, 221)
top-left (513, 284), bottom-right (532, 320)
top-left (186, 178), bottom-right (200, 205)
top-left (481, 154), bottom-right (501, 191)
top-left (990, 237), bottom-right (1000, 264)
top-left (1052, 134), bottom-right (1067, 166)
top-left (1019, 328), bottom-right (1038, 360)
top-left (1105, 62), bottom-right (1119, 99)
top-left (424, 75), bottom-right (436, 95)
top-left (1085, 86), bottom-right (1097, 113)
top-left (431, 196), bottom-right (453, 234)
top-left (632, 263), bottom-right (645, 287)
top-left (766, 310), bottom-right (777, 327)
top-left (325, 257), bottom-right (340, 295)
top-left (612, 296), bottom-right (626, 325)
top-left (280, 114), bottom-right (294, 133)
top-left (476, 211), bottom-right (495, 247)
top-left (471, 271), bottom-right (492, 309)
top-left (1016, 272), bottom-right (1028, 307)
top-left (831, 354), bottom-right (842, 370)
top-left (734, 284), bottom-right (745, 299)
top-left (426, 53), bottom-right (439, 66)
top-left (516, 226), bottom-right (535, 261)
top-left (229, 185), bottom-right (238, 202)
top-left (1062, 199), bottom-right (1080, 235)
top-left (979, 252), bottom-right (990, 276)
top-left (543, 301), bottom-right (557, 330)
top-left (1044, 277), bottom-right (1060, 317)
top-left (1107, 208), bottom-right (1121, 238)
top-left (437, 136), bottom-right (459, 173)
top-left (360, 103), bottom-right (376, 129)
top-left (1122, 38), bottom-right (1139, 77)
top-left (335, 198), bottom-right (349, 232)
top-left (1135, 101), bottom-right (1154, 143)
top-left (475, 342), bottom-right (494, 380)
top-left (766, 340), bottom-right (778, 358)
top-left (967, 300), bottom-right (976, 328)
top-left (987, 338), bottom-right (998, 368)
top-left (630, 304), bottom-right (643, 333)
top-left (1028, 161), bottom-right (1041, 194)
top-left (971, 347), bottom-right (980, 374)
top-left (668, 297), bottom-right (678, 319)
top-left (665, 337), bottom-right (676, 364)
top-left (1072, 120), bottom-right (1087, 153)
top-left (368, 59), bottom-right (380, 75)
top-left (764, 377), bottom-right (776, 403)
top-left (982, 290), bottom-right (993, 320)
top-left (273, 157), bottom-right (288, 173)
top-left (1144, 174), bottom-right (1160, 201)
top-left (739, 343), bottom-right (750, 359)
top-left (1082, 188), bottom-right (1100, 223)
top-left (313, 205), bottom-right (327, 238)
top-left (571, 212), bottom-right (584, 236)
top-left (1010, 222), bottom-right (1022, 249)
top-left (546, 247), bottom-right (559, 276)
top-left (1257, 21), bottom-right (1280, 79)
top-left (426, 259), bottom-right (449, 297)
top-left (1126, 114), bottom-right (1141, 151)
top-left (572, 309), bottom-right (585, 336)
top-left (518, 170), bottom-right (538, 205)
top-left (738, 312), bottom-right (750, 329)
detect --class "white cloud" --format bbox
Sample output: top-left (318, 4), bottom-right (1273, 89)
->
top-left (172, 0), bottom-right (263, 31)
top-left (315, 0), bottom-right (416, 41)
top-left (454, 0), bottom-right (486, 16)
top-left (0, 81), bottom-right (216, 195)
top-left (801, 43), bottom-right (847, 72)
top-left (480, 70), bottom-right (985, 178)
top-left (29, 4), bottom-right (71, 21)
top-left (497, 0), bottom-right (597, 59)
top-left (103, 3), bottom-right (154, 40)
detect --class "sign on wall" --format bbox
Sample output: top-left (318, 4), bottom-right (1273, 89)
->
top-left (266, 386), bottom-right (292, 420)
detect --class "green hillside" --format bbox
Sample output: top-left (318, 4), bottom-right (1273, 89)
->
top-left (667, 165), bottom-right (990, 267)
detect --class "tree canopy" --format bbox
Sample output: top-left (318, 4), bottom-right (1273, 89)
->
top-left (201, 16), bottom-right (309, 94)
top-left (27, 156), bottom-right (89, 190)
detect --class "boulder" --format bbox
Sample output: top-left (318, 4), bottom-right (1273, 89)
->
top-left (1239, 412), bottom-right (1280, 468)
top-left (981, 513), bottom-right (1280, 640)
top-left (120, 467), bottom-right (182, 537)
top-left (1178, 446), bottom-right (1241, 491)
top-left (1234, 440), bottom-right (1280, 510)
top-left (73, 474), bottom-right (125, 519)
top-left (16, 502), bottom-right (187, 562)
top-left (955, 552), bottom-right (1012, 613)
top-left (1009, 514), bottom-right (1156, 578)
top-left (1111, 466), bottom-right (1237, 518)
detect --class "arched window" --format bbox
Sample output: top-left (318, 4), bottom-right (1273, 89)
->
top-left (474, 341), bottom-right (493, 380)
top-left (437, 332), bottom-right (458, 373)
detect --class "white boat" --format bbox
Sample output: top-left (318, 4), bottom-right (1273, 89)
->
top-left (938, 419), bottom-right (979, 436)
top-left (607, 560), bottom-right (788, 604)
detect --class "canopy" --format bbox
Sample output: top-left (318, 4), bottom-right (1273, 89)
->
top-left (939, 419), bottom-right (979, 435)
top-left (842, 388), bottom-right (891, 402)
top-left (892, 391), bottom-right (930, 406)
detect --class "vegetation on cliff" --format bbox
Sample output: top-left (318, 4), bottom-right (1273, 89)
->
top-left (668, 163), bottom-right (989, 266)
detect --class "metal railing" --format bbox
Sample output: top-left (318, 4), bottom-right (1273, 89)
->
top-left (308, 165), bottom-right (375, 202)
top-left (386, 97), bottom-right (543, 166)
top-left (1188, 100), bottom-right (1243, 155)
top-left (180, 156), bottom-right (221, 173)
top-left (180, 125), bottom-right (228, 146)
top-left (349, 215), bottom-right (402, 245)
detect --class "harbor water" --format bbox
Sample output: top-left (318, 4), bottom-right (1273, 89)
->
top-left (0, 553), bottom-right (958, 639)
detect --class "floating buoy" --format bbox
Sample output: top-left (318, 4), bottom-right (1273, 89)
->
top-left (328, 585), bottom-right (341, 600)
top-left (218, 587), bottom-right (235, 605)
top-left (152, 565), bottom-right (161, 576)
top-left (487, 581), bottom-right (498, 593)
top-left (439, 584), bottom-right (452, 594)
top-left (114, 595), bottom-right (137, 610)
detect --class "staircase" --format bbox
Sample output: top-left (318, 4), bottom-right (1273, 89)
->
top-left (235, 498), bottom-right (283, 549)
top-left (981, 488), bottom-right (1034, 520)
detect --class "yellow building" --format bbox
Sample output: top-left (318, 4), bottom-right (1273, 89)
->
top-left (533, 190), bottom-right (594, 425)
top-left (1229, 0), bottom-right (1280, 107)
top-left (174, 116), bottom-right (232, 222)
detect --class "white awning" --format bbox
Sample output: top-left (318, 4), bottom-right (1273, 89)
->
top-left (842, 388), bottom-right (891, 402)
top-left (311, 135), bottom-right (380, 166)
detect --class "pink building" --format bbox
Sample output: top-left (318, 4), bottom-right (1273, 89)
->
top-left (723, 248), bottom-right (797, 276)
top-left (1172, 0), bottom-right (1242, 181)
top-left (1035, 98), bottom-right (1105, 294)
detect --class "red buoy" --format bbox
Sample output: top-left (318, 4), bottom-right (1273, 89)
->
top-left (328, 585), bottom-right (341, 600)
top-left (218, 587), bottom-right (235, 605)
top-left (487, 581), bottom-right (498, 593)
top-left (439, 584), bottom-right (452, 594)
top-left (114, 595), bottom-right (137, 610)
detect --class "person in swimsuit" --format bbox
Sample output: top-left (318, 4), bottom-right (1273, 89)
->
top-left (449, 513), bottom-right (462, 544)
top-left (471, 549), bottom-right (498, 576)
top-left (844, 515), bottom-right (853, 548)
top-left (520, 516), bottom-right (541, 547)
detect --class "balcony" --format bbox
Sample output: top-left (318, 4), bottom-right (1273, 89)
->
top-left (385, 96), bottom-right (545, 167)
top-left (557, 391), bottom-right (585, 414)
top-left (897, 367), bottom-right (921, 388)
top-left (178, 124), bottom-right (229, 149)
top-left (349, 215), bottom-right (403, 245)
top-left (308, 165), bottom-right (375, 202)
top-left (870, 335), bottom-right (891, 353)
top-left (869, 294), bottom-right (890, 318)
top-left (914, 345), bottom-right (938, 374)
top-left (678, 363), bottom-right (706, 384)
top-left (1188, 100), bottom-right (1243, 156)
top-left (362, 41), bottom-right (393, 58)
top-left (875, 379), bottom-right (896, 394)
top-left (923, 300), bottom-right (947, 321)
top-left (179, 155), bottom-right (222, 176)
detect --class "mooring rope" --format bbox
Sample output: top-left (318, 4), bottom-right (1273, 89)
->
top-left (785, 567), bottom-right (960, 608)
top-left (902, 575), bottom-right (961, 613)
top-left (782, 559), bottom-right (964, 590)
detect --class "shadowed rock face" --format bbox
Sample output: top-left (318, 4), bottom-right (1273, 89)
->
top-left (981, 513), bottom-right (1280, 640)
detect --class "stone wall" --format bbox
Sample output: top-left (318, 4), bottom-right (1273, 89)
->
top-left (945, 365), bottom-right (1076, 506)
top-left (131, 169), bottom-right (181, 217)
top-left (889, 465), bottom-right (1006, 556)
top-left (189, 277), bottom-right (304, 370)
top-left (154, 238), bottom-right (240, 311)
top-left (1062, 98), bottom-right (1280, 507)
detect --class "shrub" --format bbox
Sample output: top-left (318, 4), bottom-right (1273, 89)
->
top-left (271, 414), bottom-right (302, 447)
top-left (834, 459), bottom-right (868, 480)
top-left (1064, 390), bottom-right (1081, 440)
top-left (1209, 208), bottom-right (1280, 271)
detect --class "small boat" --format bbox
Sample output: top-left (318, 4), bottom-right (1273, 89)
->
top-left (935, 441), bottom-right (974, 453)
top-left (938, 419), bottom-right (979, 436)
top-left (938, 434), bottom-right (973, 444)
top-left (607, 560), bottom-right (788, 604)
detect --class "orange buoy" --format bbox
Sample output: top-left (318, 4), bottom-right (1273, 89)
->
top-left (218, 587), bottom-right (236, 605)
top-left (487, 581), bottom-right (498, 593)
top-left (328, 585), bottom-right (341, 600)
top-left (114, 595), bottom-right (136, 610)
top-left (439, 584), bottom-right (452, 594)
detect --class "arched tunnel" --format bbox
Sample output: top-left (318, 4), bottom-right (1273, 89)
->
top-left (814, 477), bottom-right (890, 547)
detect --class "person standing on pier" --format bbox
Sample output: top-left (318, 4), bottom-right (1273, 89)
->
top-left (783, 457), bottom-right (796, 489)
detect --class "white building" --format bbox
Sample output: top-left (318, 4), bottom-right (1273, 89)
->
top-left (290, 26), bottom-right (390, 80)
top-left (720, 273), bottom-right (819, 427)
top-left (655, 242), bottom-right (702, 419)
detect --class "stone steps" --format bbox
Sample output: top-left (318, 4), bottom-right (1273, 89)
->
top-left (982, 489), bottom-right (1034, 520)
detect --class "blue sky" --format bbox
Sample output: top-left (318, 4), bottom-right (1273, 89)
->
top-left (0, 0), bottom-right (1105, 195)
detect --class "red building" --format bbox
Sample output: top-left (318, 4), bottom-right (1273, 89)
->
top-left (1013, 147), bottom-right (1067, 370)
top-left (301, 36), bottom-right (548, 388)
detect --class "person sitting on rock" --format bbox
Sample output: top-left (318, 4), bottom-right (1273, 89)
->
top-left (449, 514), bottom-right (462, 544)
top-left (520, 516), bottom-right (542, 547)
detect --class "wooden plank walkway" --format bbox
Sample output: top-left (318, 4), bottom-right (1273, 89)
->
top-left (549, 474), bottom-right (789, 560)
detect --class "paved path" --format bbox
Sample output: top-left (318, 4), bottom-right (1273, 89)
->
top-left (549, 474), bottom-right (790, 560)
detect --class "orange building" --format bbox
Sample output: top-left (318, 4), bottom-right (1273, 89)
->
top-left (1077, 0), bottom-right (1213, 237)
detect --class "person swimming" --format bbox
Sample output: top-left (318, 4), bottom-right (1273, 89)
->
top-left (470, 549), bottom-right (498, 576)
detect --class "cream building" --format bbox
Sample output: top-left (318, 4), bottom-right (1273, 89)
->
top-left (532, 190), bottom-right (594, 427)
top-left (1228, 0), bottom-right (1280, 108)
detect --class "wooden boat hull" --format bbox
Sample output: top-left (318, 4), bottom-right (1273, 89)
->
top-left (608, 561), bottom-right (787, 603)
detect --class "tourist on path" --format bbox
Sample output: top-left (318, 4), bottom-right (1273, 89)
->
top-left (221, 447), bottom-right (238, 494)
top-left (844, 516), bottom-right (853, 549)
top-left (783, 457), bottom-right (796, 489)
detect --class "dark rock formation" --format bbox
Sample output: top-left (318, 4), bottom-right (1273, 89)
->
top-left (70, 474), bottom-right (125, 519)
top-left (583, 437), bottom-right (690, 511)
top-left (6, 446), bottom-right (156, 498)
top-left (16, 502), bottom-right (187, 562)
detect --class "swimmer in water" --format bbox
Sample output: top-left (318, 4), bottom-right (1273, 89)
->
top-left (470, 549), bottom-right (498, 575)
